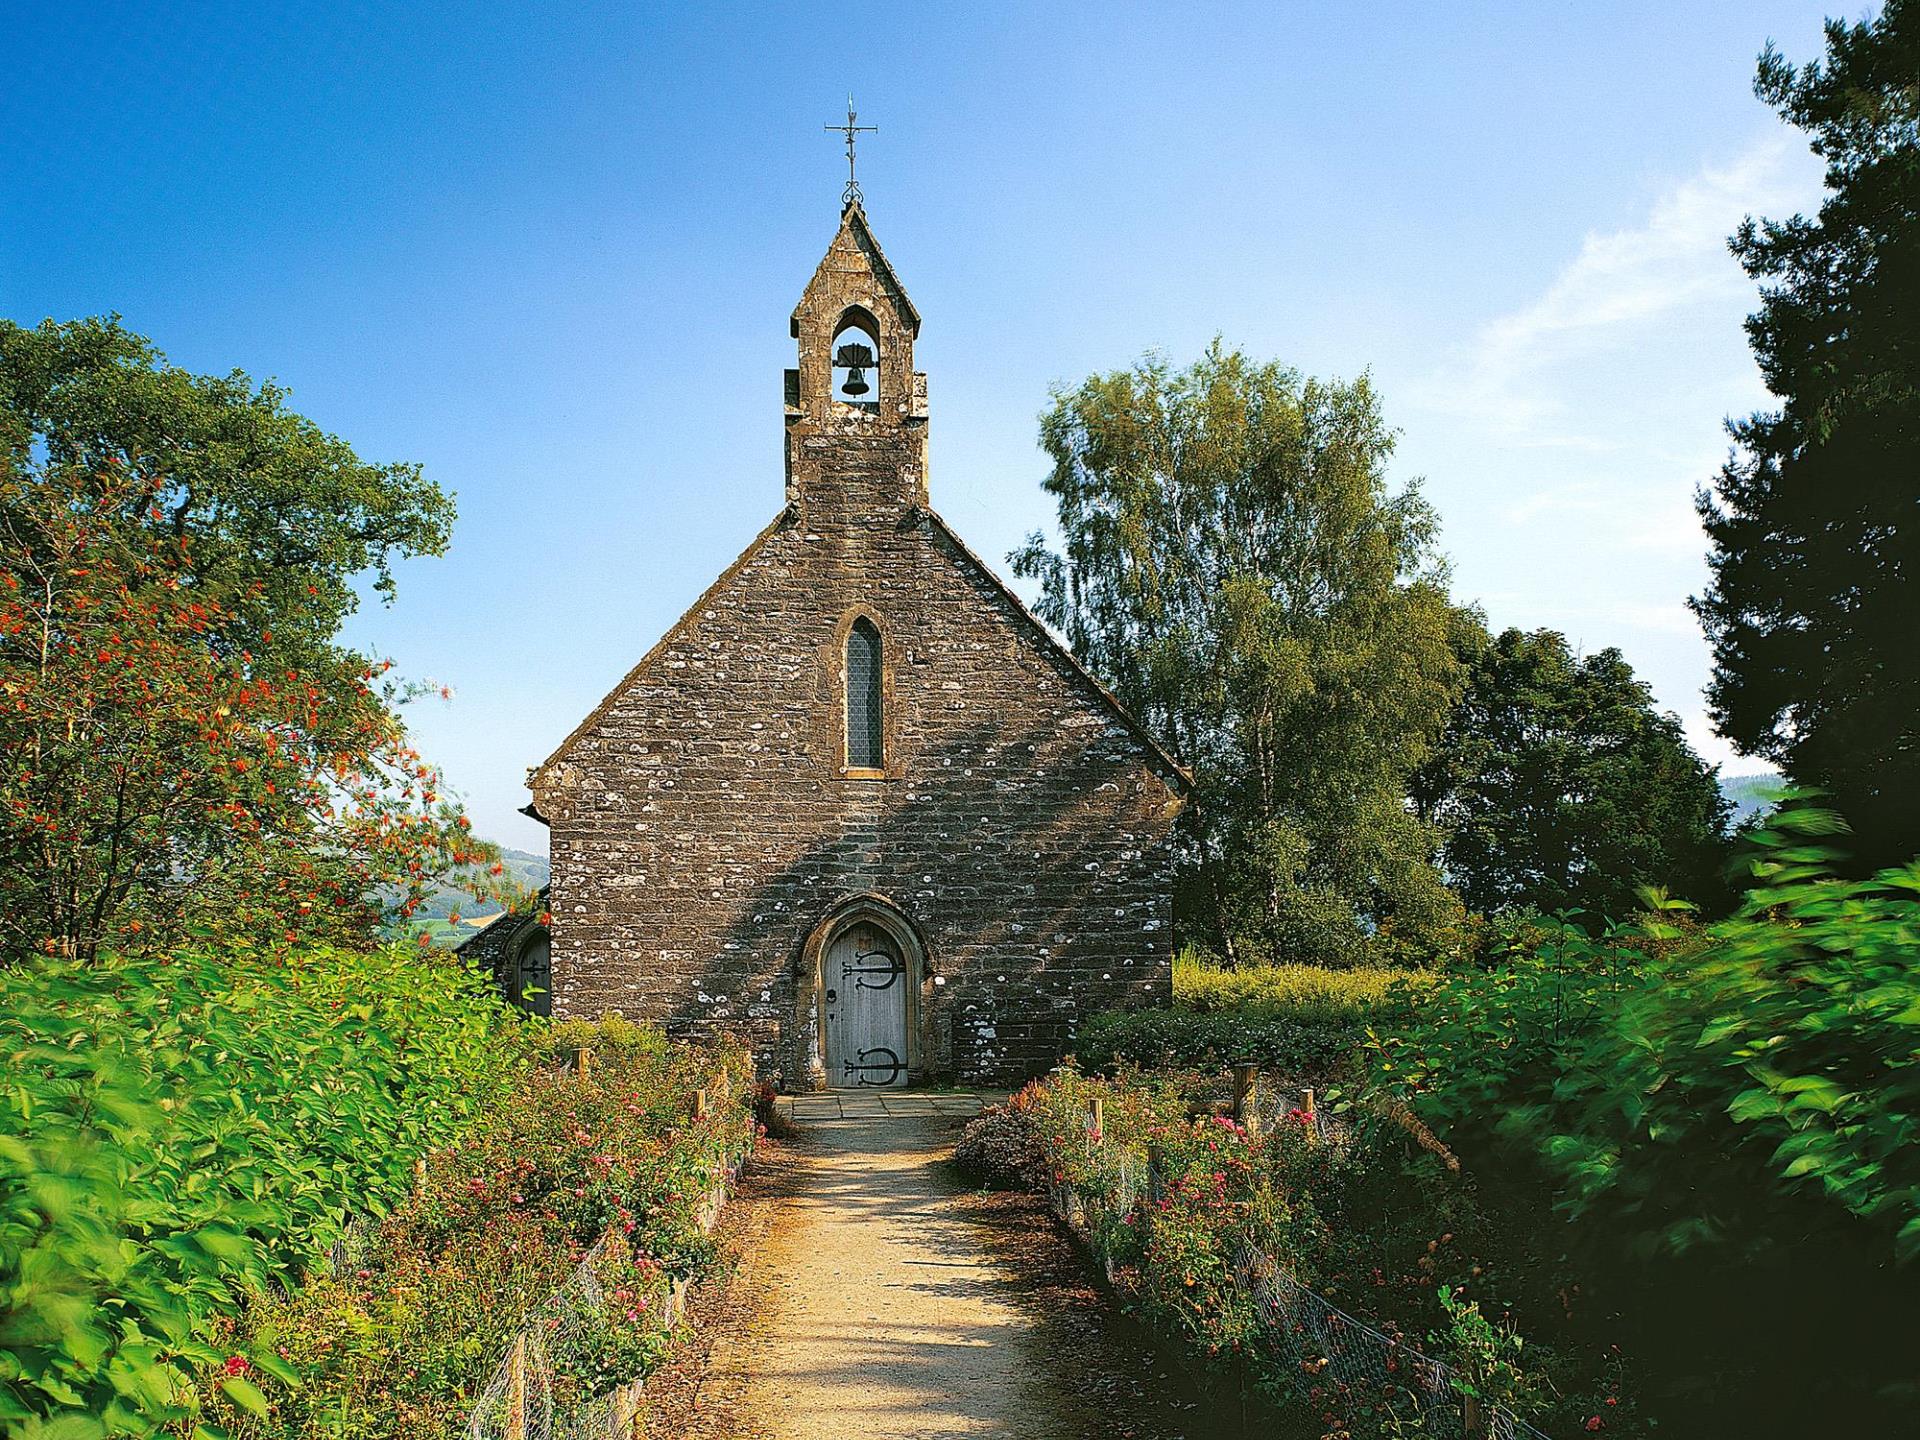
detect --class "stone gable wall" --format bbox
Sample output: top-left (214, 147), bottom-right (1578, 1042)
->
top-left (533, 478), bottom-right (1181, 1086)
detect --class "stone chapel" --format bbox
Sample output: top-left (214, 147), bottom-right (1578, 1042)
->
top-left (473, 197), bottom-right (1188, 1088)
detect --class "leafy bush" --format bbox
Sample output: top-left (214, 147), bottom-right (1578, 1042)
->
top-left (953, 1087), bottom-right (1048, 1190)
top-left (191, 1017), bottom-right (753, 1439)
top-left (1375, 812), bottom-right (1920, 1433)
top-left (1077, 1006), bottom-right (1366, 1077)
top-left (0, 944), bottom-right (533, 1437)
top-left (1172, 950), bottom-right (1428, 1015)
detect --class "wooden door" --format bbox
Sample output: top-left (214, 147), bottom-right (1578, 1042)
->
top-left (822, 922), bottom-right (909, 1087)
top-left (509, 931), bottom-right (552, 1017)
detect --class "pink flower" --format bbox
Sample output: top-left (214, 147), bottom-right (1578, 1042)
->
top-left (224, 1355), bottom-right (250, 1377)
top-left (1585, 1418), bottom-right (1605, 1432)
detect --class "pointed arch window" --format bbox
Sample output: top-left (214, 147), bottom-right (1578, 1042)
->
top-left (845, 617), bottom-right (884, 770)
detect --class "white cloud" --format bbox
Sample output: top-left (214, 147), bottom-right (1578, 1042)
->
top-left (1426, 134), bottom-right (1821, 443)
top-left (1409, 133), bottom-right (1828, 774)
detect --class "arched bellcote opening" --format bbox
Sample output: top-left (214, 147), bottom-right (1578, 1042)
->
top-left (830, 307), bottom-right (881, 410)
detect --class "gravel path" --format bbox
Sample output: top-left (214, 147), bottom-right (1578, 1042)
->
top-left (654, 1094), bottom-right (1252, 1440)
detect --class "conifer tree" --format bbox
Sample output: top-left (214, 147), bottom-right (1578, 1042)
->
top-left (1694, 2), bottom-right (1920, 868)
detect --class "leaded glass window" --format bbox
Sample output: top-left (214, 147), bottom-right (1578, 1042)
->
top-left (846, 617), bottom-right (883, 769)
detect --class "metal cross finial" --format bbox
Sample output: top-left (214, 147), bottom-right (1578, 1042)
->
top-left (825, 95), bottom-right (877, 209)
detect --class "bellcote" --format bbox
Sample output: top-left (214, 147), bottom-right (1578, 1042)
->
top-left (784, 203), bottom-right (930, 515)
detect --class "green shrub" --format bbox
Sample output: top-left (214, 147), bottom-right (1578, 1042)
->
top-left (1076, 1006), bottom-right (1367, 1077)
top-left (1375, 812), bottom-right (1920, 1433)
top-left (1173, 949), bottom-right (1427, 1016)
top-left (192, 1017), bottom-right (754, 1439)
top-left (1010, 1067), bottom-right (1626, 1437)
top-left (0, 944), bottom-right (533, 1437)
top-left (953, 1087), bottom-right (1049, 1190)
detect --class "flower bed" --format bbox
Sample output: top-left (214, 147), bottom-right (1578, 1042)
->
top-left (190, 1016), bottom-right (755, 1439)
top-left (981, 1068), bottom-right (1635, 1438)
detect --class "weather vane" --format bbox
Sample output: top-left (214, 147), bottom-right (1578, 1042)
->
top-left (825, 95), bottom-right (877, 208)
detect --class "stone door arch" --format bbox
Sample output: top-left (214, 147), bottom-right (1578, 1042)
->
top-left (797, 895), bottom-right (931, 1090)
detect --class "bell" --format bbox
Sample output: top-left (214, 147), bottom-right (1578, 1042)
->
top-left (834, 341), bottom-right (874, 398)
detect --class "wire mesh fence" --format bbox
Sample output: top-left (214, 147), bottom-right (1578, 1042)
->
top-left (1049, 1081), bottom-right (1552, 1440)
top-left (464, 1233), bottom-right (679, 1440)
top-left (1234, 1241), bottom-right (1551, 1440)
top-left (463, 1076), bottom-right (752, 1440)
top-left (325, 1212), bottom-right (378, 1280)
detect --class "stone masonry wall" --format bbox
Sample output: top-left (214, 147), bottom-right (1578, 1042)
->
top-left (531, 473), bottom-right (1182, 1084)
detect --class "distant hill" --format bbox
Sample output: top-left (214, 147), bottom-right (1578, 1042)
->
top-left (1720, 772), bottom-right (1785, 826)
top-left (412, 846), bottom-right (549, 922)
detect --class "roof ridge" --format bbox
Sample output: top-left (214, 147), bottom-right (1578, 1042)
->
top-left (528, 502), bottom-right (1191, 807)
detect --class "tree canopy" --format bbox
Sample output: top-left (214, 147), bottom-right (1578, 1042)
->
top-left (1693, 0), bottom-right (1920, 869)
top-left (1014, 343), bottom-right (1471, 965)
top-left (1413, 627), bottom-right (1733, 922)
top-left (0, 316), bottom-right (502, 962)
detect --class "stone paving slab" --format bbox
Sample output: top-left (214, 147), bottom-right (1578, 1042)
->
top-left (778, 1088), bottom-right (1004, 1124)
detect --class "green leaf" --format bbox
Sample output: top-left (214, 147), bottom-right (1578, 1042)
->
top-left (219, 1376), bottom-right (270, 1418)
top-left (22, 1415), bottom-right (106, 1440)
top-left (249, 1348), bottom-right (300, 1388)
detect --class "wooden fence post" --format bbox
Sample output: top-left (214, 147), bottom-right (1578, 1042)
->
top-left (1303, 1087), bottom-right (1319, 1139)
top-left (1231, 1063), bottom-right (1261, 1137)
top-left (577, 1046), bottom-right (593, 1083)
top-left (694, 1087), bottom-right (709, 1120)
top-left (412, 1156), bottom-right (428, 1192)
top-left (1462, 1391), bottom-right (1484, 1439)
top-left (1086, 1094), bottom-right (1105, 1142)
top-left (505, 1332), bottom-right (528, 1440)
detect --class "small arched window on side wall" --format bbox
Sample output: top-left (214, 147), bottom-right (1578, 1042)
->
top-left (845, 616), bottom-right (884, 771)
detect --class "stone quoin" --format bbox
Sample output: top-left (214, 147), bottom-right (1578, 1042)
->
top-left (469, 197), bottom-right (1187, 1088)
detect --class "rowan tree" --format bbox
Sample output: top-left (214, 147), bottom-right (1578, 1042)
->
top-left (0, 317), bottom-right (511, 963)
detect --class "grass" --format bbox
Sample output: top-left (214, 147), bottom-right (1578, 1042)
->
top-left (1075, 948), bottom-right (1430, 1079)
top-left (1171, 948), bottom-right (1430, 1015)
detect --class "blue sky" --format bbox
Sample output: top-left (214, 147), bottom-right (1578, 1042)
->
top-left (1, 2), bottom-right (1839, 852)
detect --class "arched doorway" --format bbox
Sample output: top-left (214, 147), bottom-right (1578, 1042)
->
top-left (824, 918), bottom-right (908, 1087)
top-left (799, 896), bottom-right (928, 1090)
top-left (508, 929), bottom-right (552, 1017)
